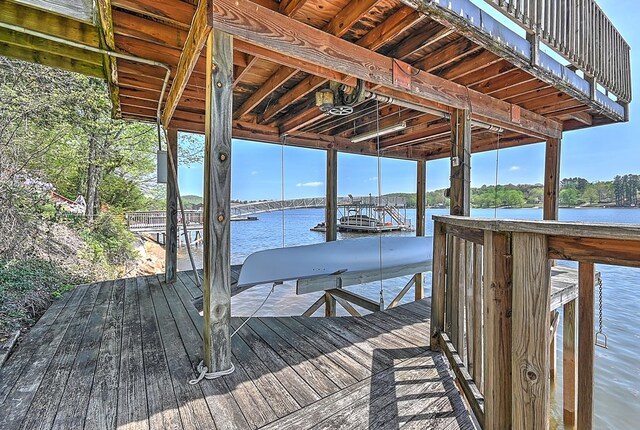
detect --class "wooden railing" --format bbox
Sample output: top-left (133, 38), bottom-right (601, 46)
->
top-left (430, 215), bottom-right (640, 429)
top-left (125, 210), bottom-right (204, 231)
top-left (485, 0), bottom-right (631, 103)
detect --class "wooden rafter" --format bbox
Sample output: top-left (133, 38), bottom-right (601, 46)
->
top-left (162, 0), bottom-right (212, 128)
top-left (392, 24), bottom-right (453, 59)
top-left (264, 6), bottom-right (424, 124)
top-left (235, 0), bottom-right (381, 120)
top-left (279, 0), bottom-right (308, 16)
top-left (211, 1), bottom-right (561, 138)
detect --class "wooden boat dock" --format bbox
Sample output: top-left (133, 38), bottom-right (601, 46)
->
top-left (0, 272), bottom-right (474, 430)
top-left (0, 264), bottom-right (585, 430)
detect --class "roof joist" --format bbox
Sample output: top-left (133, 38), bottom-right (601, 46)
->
top-left (210, 0), bottom-right (561, 139)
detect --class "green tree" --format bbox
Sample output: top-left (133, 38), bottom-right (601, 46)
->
top-left (560, 187), bottom-right (579, 207)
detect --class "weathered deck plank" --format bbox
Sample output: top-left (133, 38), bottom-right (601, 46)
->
top-left (0, 282), bottom-right (89, 407)
top-left (18, 281), bottom-right (107, 430)
top-left (0, 272), bottom-right (472, 430)
top-left (116, 277), bottom-right (149, 430)
top-left (85, 278), bottom-right (126, 430)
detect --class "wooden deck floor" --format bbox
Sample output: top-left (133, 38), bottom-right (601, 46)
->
top-left (0, 272), bottom-right (474, 430)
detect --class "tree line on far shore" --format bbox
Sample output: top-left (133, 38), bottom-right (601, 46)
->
top-left (386, 174), bottom-right (640, 209)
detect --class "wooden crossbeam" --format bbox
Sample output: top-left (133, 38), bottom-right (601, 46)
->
top-left (326, 289), bottom-right (381, 313)
top-left (162, 0), bottom-right (212, 128)
top-left (0, 41), bottom-right (104, 77)
top-left (96, 0), bottom-right (121, 118)
top-left (0, 0), bottom-right (101, 48)
top-left (266, 6), bottom-right (423, 124)
top-left (210, 0), bottom-right (562, 139)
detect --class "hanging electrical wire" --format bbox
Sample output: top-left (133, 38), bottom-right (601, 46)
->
top-left (494, 130), bottom-right (501, 219)
top-left (375, 99), bottom-right (385, 310)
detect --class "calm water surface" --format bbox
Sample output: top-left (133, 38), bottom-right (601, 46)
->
top-left (179, 207), bottom-right (640, 429)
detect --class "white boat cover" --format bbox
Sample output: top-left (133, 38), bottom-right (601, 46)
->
top-left (236, 236), bottom-right (433, 294)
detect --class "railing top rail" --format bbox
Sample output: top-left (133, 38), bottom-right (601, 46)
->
top-left (433, 215), bottom-right (640, 241)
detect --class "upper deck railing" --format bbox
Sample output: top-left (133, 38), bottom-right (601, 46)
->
top-left (485, 0), bottom-right (631, 103)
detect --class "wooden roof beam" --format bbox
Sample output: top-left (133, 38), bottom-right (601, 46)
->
top-left (214, 0), bottom-right (561, 139)
top-left (235, 0), bottom-right (381, 120)
top-left (161, 0), bottom-right (212, 128)
top-left (0, 0), bottom-right (101, 48)
top-left (96, 0), bottom-right (121, 118)
top-left (262, 6), bottom-right (425, 124)
top-left (279, 0), bottom-right (309, 17)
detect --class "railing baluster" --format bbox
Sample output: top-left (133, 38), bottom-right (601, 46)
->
top-left (472, 243), bottom-right (483, 392)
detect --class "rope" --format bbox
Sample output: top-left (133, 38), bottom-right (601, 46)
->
top-left (189, 361), bottom-right (236, 384)
top-left (231, 282), bottom-right (277, 338)
top-left (189, 282), bottom-right (277, 384)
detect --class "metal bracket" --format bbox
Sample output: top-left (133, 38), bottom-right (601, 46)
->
top-left (392, 59), bottom-right (413, 90)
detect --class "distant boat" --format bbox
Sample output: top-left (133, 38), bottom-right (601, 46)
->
top-left (310, 222), bottom-right (326, 232)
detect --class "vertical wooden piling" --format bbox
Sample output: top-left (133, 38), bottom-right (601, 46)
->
top-left (578, 262), bottom-right (595, 429)
top-left (202, 29), bottom-right (233, 373)
top-left (324, 148), bottom-right (337, 316)
top-left (511, 232), bottom-right (551, 430)
top-left (483, 230), bottom-right (512, 430)
top-left (415, 160), bottom-right (426, 300)
top-left (544, 138), bottom-right (561, 222)
top-left (165, 128), bottom-right (178, 283)
top-left (450, 109), bottom-right (471, 217)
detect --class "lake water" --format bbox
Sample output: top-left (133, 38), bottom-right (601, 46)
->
top-left (178, 207), bottom-right (640, 428)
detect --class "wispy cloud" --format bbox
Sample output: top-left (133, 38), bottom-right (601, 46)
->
top-left (509, 166), bottom-right (521, 171)
top-left (368, 176), bottom-right (378, 181)
top-left (250, 170), bottom-right (259, 176)
top-left (296, 181), bottom-right (323, 187)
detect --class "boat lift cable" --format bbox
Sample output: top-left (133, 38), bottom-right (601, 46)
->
top-left (159, 125), bottom-right (202, 289)
top-left (375, 99), bottom-right (385, 309)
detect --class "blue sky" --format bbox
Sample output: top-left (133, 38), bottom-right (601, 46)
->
top-left (178, 0), bottom-right (637, 200)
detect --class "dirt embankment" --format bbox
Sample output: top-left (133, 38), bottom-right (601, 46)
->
top-left (129, 235), bottom-right (165, 276)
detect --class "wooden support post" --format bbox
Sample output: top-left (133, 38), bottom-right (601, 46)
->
top-left (324, 292), bottom-right (336, 318)
top-left (202, 29), bottom-right (233, 373)
top-left (430, 221), bottom-right (446, 350)
top-left (578, 262), bottom-right (595, 430)
top-left (563, 299), bottom-right (577, 426)
top-left (165, 128), bottom-right (178, 284)
top-left (325, 148), bottom-right (337, 316)
top-left (483, 230), bottom-right (512, 430)
top-left (415, 159), bottom-right (426, 300)
top-left (511, 233), bottom-right (551, 429)
top-left (450, 108), bottom-right (471, 217)
top-left (543, 137), bottom-right (561, 222)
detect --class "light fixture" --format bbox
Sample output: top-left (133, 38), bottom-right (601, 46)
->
top-left (350, 121), bottom-right (407, 143)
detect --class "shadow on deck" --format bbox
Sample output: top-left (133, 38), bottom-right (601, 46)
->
top-left (0, 272), bottom-right (473, 429)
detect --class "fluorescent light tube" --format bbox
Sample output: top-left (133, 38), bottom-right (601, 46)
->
top-left (350, 121), bottom-right (407, 143)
